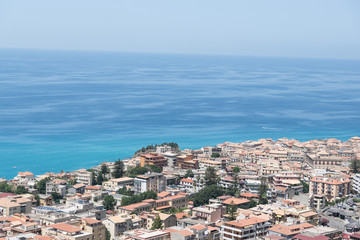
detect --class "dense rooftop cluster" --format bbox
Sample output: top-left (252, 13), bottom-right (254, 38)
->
top-left (0, 136), bottom-right (360, 239)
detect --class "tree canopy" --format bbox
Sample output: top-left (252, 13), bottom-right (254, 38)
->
top-left (112, 160), bottom-right (125, 178)
top-left (192, 185), bottom-right (224, 206)
top-left (184, 169), bottom-right (194, 178)
top-left (35, 177), bottom-right (51, 194)
top-left (103, 195), bottom-right (117, 211)
top-left (151, 214), bottom-right (163, 230)
top-left (121, 190), bottom-right (157, 206)
top-left (204, 167), bottom-right (218, 186)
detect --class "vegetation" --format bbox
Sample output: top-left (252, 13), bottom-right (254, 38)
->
top-left (192, 185), bottom-right (224, 207)
top-left (15, 185), bottom-right (28, 194)
top-left (121, 190), bottom-right (157, 206)
top-left (301, 180), bottom-right (309, 193)
top-left (0, 182), bottom-right (14, 193)
top-left (34, 194), bottom-right (40, 206)
top-left (118, 186), bottom-right (134, 196)
top-left (67, 178), bottom-right (77, 187)
top-left (126, 165), bottom-right (161, 178)
top-left (35, 177), bottom-right (51, 194)
top-left (227, 200), bottom-right (238, 220)
top-left (134, 142), bottom-right (180, 156)
top-left (211, 153), bottom-right (220, 158)
top-left (105, 228), bottom-right (111, 240)
top-left (103, 195), bottom-right (117, 211)
top-left (351, 159), bottom-right (360, 173)
top-left (112, 160), bottom-right (125, 178)
top-left (184, 169), bottom-right (194, 178)
top-left (258, 177), bottom-right (268, 204)
top-left (151, 214), bottom-right (163, 230)
top-left (161, 207), bottom-right (186, 215)
top-left (204, 167), bottom-right (218, 186)
top-left (51, 192), bottom-right (63, 204)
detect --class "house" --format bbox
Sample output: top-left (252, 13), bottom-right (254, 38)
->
top-left (42, 222), bottom-right (93, 240)
top-left (68, 184), bottom-right (86, 195)
top-left (192, 204), bottom-right (225, 222)
top-left (46, 179), bottom-right (67, 197)
top-left (268, 223), bottom-right (314, 239)
top-left (222, 197), bottom-right (250, 208)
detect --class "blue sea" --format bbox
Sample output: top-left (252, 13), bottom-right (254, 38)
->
top-left (0, 49), bottom-right (359, 179)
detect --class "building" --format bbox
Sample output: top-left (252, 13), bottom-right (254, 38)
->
top-left (42, 222), bottom-right (93, 240)
top-left (74, 169), bottom-right (93, 186)
top-left (15, 172), bottom-right (35, 186)
top-left (0, 195), bottom-right (32, 217)
top-left (353, 174), bottom-right (360, 195)
top-left (134, 173), bottom-right (166, 194)
top-left (139, 212), bottom-right (176, 229)
top-left (132, 229), bottom-right (171, 240)
top-left (192, 204), bottom-right (225, 222)
top-left (221, 217), bottom-right (271, 240)
top-left (309, 172), bottom-right (351, 204)
top-left (118, 202), bottom-right (152, 214)
top-left (46, 178), bottom-right (67, 197)
top-left (102, 177), bottom-right (134, 191)
top-left (103, 213), bottom-right (142, 238)
top-left (268, 223), bottom-right (314, 239)
top-left (140, 153), bottom-right (168, 168)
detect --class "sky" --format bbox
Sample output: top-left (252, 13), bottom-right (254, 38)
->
top-left (0, 0), bottom-right (359, 59)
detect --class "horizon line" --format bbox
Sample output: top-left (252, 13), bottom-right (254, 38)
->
top-left (1, 47), bottom-right (360, 61)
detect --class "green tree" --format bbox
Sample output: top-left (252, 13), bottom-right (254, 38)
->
top-left (103, 195), bottom-right (117, 211)
top-left (35, 177), bottom-right (51, 194)
top-left (112, 160), bottom-right (125, 178)
top-left (97, 173), bottom-right (105, 185)
top-left (248, 200), bottom-right (257, 208)
top-left (151, 214), bottom-right (163, 230)
top-left (228, 200), bottom-right (238, 220)
top-left (301, 180), bottom-right (309, 193)
top-left (34, 194), bottom-right (40, 206)
top-left (101, 164), bottom-right (109, 177)
top-left (211, 153), bottom-right (220, 158)
top-left (204, 167), bottom-right (218, 186)
top-left (67, 178), bottom-right (77, 187)
top-left (0, 182), bottom-right (14, 193)
top-left (15, 185), bottom-right (28, 194)
top-left (51, 192), bottom-right (63, 204)
top-left (351, 159), bottom-right (360, 173)
top-left (192, 185), bottom-right (224, 206)
top-left (146, 165), bottom-right (162, 173)
top-left (184, 169), bottom-right (194, 178)
top-left (258, 177), bottom-right (268, 203)
top-left (105, 228), bottom-right (111, 240)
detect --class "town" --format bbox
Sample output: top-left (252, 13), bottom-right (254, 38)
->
top-left (1, 137), bottom-right (360, 240)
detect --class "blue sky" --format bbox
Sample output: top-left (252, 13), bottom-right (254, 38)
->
top-left (0, 0), bottom-right (359, 59)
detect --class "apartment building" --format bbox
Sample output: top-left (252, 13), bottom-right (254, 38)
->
top-left (192, 204), bottom-right (225, 222)
top-left (353, 174), bottom-right (360, 195)
top-left (309, 172), bottom-right (351, 203)
top-left (102, 177), bottom-right (134, 191)
top-left (74, 169), bottom-right (93, 186)
top-left (103, 213), bottom-right (142, 238)
top-left (134, 173), bottom-right (166, 194)
top-left (221, 217), bottom-right (271, 240)
top-left (140, 153), bottom-right (168, 168)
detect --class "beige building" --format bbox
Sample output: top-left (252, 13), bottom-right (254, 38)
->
top-left (139, 212), bottom-right (176, 229)
top-left (140, 153), bottom-right (168, 168)
top-left (103, 213), bottom-right (142, 239)
top-left (0, 195), bottom-right (32, 217)
top-left (221, 217), bottom-right (271, 240)
top-left (102, 177), bottom-right (134, 191)
top-left (42, 222), bottom-right (94, 240)
top-left (75, 169), bottom-right (93, 186)
top-left (309, 172), bottom-right (351, 204)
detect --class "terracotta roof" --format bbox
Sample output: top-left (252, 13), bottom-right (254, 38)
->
top-left (18, 171), bottom-right (34, 176)
top-left (175, 212), bottom-right (189, 219)
top-left (269, 223), bottom-right (314, 236)
top-left (240, 192), bottom-right (260, 198)
top-left (157, 191), bottom-right (171, 198)
top-left (180, 178), bottom-right (194, 183)
top-left (48, 223), bottom-right (82, 233)
top-left (72, 184), bottom-right (85, 188)
top-left (85, 186), bottom-right (101, 190)
top-left (189, 224), bottom-right (207, 231)
top-left (222, 197), bottom-right (250, 205)
top-left (224, 217), bottom-right (268, 228)
top-left (82, 217), bottom-right (100, 224)
top-left (292, 234), bottom-right (329, 240)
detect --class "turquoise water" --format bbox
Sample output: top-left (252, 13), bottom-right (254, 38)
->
top-left (0, 49), bottom-right (359, 179)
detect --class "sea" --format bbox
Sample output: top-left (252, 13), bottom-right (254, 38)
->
top-left (0, 49), bottom-right (359, 179)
